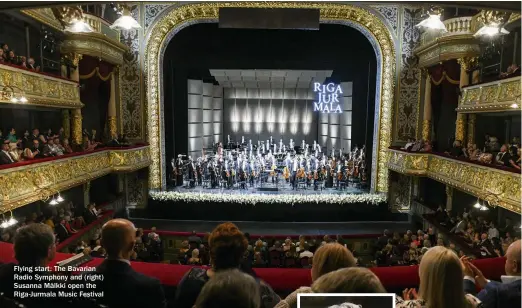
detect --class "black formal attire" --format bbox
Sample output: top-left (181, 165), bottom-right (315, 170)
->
top-left (84, 208), bottom-right (98, 224)
top-left (174, 267), bottom-right (279, 308)
top-left (55, 223), bottom-right (70, 242)
top-left (85, 259), bottom-right (166, 308)
top-left (106, 139), bottom-right (121, 147)
top-left (188, 235), bottom-right (202, 246)
top-left (0, 263), bottom-right (71, 308)
top-left (449, 146), bottom-right (465, 157)
top-left (464, 277), bottom-right (521, 308)
top-left (496, 151), bottom-right (511, 167)
top-left (0, 150), bottom-right (14, 164)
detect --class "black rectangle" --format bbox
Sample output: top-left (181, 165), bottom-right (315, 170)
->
top-left (219, 8), bottom-right (320, 30)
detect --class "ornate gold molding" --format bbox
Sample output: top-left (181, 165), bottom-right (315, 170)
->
top-left (387, 150), bottom-right (429, 176)
top-left (455, 113), bottom-right (466, 143)
top-left (21, 8), bottom-right (63, 31)
top-left (467, 114), bottom-right (476, 144)
top-left (387, 149), bottom-right (521, 214)
top-left (145, 2), bottom-right (396, 193)
top-left (61, 32), bottom-right (129, 66)
top-left (0, 146), bottom-right (151, 213)
top-left (108, 116), bottom-right (118, 137)
top-left (0, 64), bottom-right (82, 108)
top-left (422, 120), bottom-right (431, 141)
top-left (458, 76), bottom-right (521, 113)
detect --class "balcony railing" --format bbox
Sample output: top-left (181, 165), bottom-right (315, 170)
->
top-left (387, 148), bottom-right (521, 214)
top-left (458, 76), bottom-right (521, 113)
top-left (0, 63), bottom-right (82, 108)
top-left (0, 146), bottom-right (151, 212)
top-left (83, 13), bottom-right (120, 42)
top-left (421, 16), bottom-right (476, 45)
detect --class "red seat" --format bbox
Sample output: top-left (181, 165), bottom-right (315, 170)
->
top-left (269, 250), bottom-right (282, 267)
top-left (284, 257), bottom-right (296, 267)
top-left (300, 256), bottom-right (311, 268)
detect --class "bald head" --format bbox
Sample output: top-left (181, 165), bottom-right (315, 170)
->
top-left (505, 240), bottom-right (521, 276)
top-left (101, 219), bottom-right (136, 259)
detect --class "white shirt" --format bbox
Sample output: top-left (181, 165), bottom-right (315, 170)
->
top-left (300, 250), bottom-right (313, 258)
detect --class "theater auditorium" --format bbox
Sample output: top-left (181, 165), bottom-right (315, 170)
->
top-left (0, 2), bottom-right (520, 308)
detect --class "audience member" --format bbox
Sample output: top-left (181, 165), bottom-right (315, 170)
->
top-left (194, 269), bottom-right (260, 308)
top-left (175, 222), bottom-right (279, 308)
top-left (0, 140), bottom-right (14, 164)
top-left (396, 246), bottom-right (480, 308)
top-left (84, 218), bottom-right (166, 308)
top-left (463, 240), bottom-right (521, 308)
top-left (188, 230), bottom-right (202, 246)
top-left (495, 144), bottom-right (512, 167)
top-left (276, 243), bottom-right (356, 308)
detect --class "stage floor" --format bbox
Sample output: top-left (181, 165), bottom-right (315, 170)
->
top-left (168, 180), bottom-right (368, 196)
top-left (130, 218), bottom-right (413, 236)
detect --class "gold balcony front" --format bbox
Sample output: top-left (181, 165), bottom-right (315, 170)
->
top-left (415, 16), bottom-right (480, 68)
top-left (0, 64), bottom-right (82, 108)
top-left (387, 149), bottom-right (521, 214)
top-left (0, 146), bottom-right (151, 213)
top-left (457, 76), bottom-right (521, 113)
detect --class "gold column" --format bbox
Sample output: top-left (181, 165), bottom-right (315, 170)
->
top-left (107, 71), bottom-right (117, 138)
top-left (467, 114), bottom-right (476, 145)
top-left (70, 53), bottom-right (82, 145)
top-left (455, 58), bottom-right (471, 143)
top-left (61, 110), bottom-right (70, 140)
top-left (422, 69), bottom-right (432, 141)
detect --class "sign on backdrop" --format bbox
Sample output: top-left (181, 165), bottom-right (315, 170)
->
top-left (313, 82), bottom-right (343, 113)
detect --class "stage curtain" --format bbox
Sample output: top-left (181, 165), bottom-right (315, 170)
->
top-left (78, 56), bottom-right (114, 140)
top-left (428, 60), bottom-right (460, 149)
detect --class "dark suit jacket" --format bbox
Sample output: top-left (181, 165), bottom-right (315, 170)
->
top-left (55, 223), bottom-right (70, 242)
top-left (0, 151), bottom-right (13, 164)
top-left (84, 209), bottom-right (98, 224)
top-left (86, 259), bottom-right (166, 308)
top-left (464, 278), bottom-right (521, 308)
top-left (0, 263), bottom-right (71, 307)
top-left (188, 235), bottom-right (202, 246)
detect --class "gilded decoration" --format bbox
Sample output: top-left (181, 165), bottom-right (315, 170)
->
top-left (0, 64), bottom-right (82, 108)
top-left (458, 76), bottom-right (521, 113)
top-left (145, 2), bottom-right (397, 193)
top-left (120, 5), bottom-right (144, 140)
top-left (108, 116), bottom-right (118, 137)
top-left (422, 119), bottom-right (431, 141)
top-left (455, 113), bottom-right (466, 143)
top-left (386, 149), bottom-right (521, 213)
top-left (61, 32), bottom-right (128, 66)
top-left (21, 8), bottom-right (63, 31)
top-left (0, 146), bottom-right (151, 213)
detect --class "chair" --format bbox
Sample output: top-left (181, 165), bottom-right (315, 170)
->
top-left (269, 250), bottom-right (282, 267)
top-left (284, 256), bottom-right (296, 267)
top-left (300, 256), bottom-right (311, 268)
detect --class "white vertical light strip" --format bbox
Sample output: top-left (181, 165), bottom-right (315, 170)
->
top-left (340, 82), bottom-right (353, 152)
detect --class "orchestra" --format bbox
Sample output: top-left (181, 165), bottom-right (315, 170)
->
top-left (170, 137), bottom-right (367, 191)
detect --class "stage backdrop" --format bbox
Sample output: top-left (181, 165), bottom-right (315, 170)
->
top-left (223, 82), bottom-right (352, 152)
top-left (187, 79), bottom-right (223, 158)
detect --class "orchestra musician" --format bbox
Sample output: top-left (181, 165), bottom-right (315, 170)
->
top-left (175, 155), bottom-right (184, 186)
top-left (188, 156), bottom-right (196, 188)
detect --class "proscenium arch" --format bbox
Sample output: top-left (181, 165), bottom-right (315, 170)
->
top-left (145, 2), bottom-right (396, 194)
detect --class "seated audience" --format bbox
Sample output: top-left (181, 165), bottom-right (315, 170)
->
top-left (175, 222), bottom-right (280, 308)
top-left (508, 146), bottom-right (520, 169)
top-left (84, 218), bottom-right (166, 308)
top-left (276, 243), bottom-right (356, 308)
top-left (42, 138), bottom-right (57, 157)
top-left (446, 140), bottom-right (465, 157)
top-left (188, 248), bottom-right (202, 265)
top-left (62, 138), bottom-right (74, 154)
top-left (84, 202), bottom-right (99, 224)
top-left (8, 143), bottom-right (21, 162)
top-left (23, 139), bottom-right (41, 160)
top-left (194, 269), bottom-right (261, 308)
top-left (0, 223), bottom-right (71, 307)
top-left (495, 144), bottom-right (512, 167)
top-left (309, 267), bottom-right (386, 297)
top-left (0, 48), bottom-right (4, 63)
top-left (188, 230), bottom-right (202, 246)
top-left (299, 243), bottom-right (314, 258)
top-left (53, 137), bottom-right (65, 156)
top-left (0, 140), bottom-right (15, 164)
top-left (5, 50), bottom-right (16, 64)
top-left (27, 57), bottom-right (40, 71)
top-left (463, 240), bottom-right (521, 308)
top-left (396, 246), bottom-right (480, 308)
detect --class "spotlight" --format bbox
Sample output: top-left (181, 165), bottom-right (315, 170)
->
top-left (474, 23), bottom-right (509, 37)
top-left (479, 205), bottom-right (489, 211)
top-left (473, 201), bottom-right (481, 209)
top-left (64, 19), bottom-right (94, 33)
top-left (416, 14), bottom-right (447, 32)
top-left (510, 103), bottom-right (518, 109)
top-left (0, 220), bottom-right (8, 228)
top-left (19, 96), bottom-right (28, 103)
top-left (7, 217), bottom-right (17, 226)
top-left (49, 199), bottom-right (58, 205)
top-left (56, 194), bottom-right (64, 202)
top-left (10, 97), bottom-right (18, 103)
top-left (111, 15), bottom-right (141, 30)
